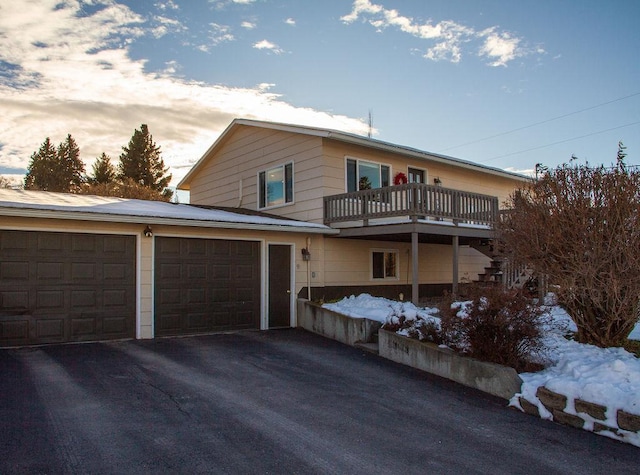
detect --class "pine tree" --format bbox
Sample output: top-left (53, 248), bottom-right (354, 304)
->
top-left (56, 134), bottom-right (85, 192)
top-left (24, 138), bottom-right (58, 190)
top-left (89, 153), bottom-right (116, 184)
top-left (118, 124), bottom-right (172, 199)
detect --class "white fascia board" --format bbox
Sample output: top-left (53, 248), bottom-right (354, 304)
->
top-left (0, 207), bottom-right (340, 235)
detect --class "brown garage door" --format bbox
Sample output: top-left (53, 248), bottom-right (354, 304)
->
top-left (154, 237), bottom-right (260, 337)
top-left (0, 230), bottom-right (136, 347)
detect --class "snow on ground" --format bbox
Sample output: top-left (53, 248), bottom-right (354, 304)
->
top-left (324, 294), bottom-right (640, 447)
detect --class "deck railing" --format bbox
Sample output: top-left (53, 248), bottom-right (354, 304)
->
top-left (323, 183), bottom-right (499, 226)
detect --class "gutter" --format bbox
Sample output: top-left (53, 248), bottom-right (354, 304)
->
top-left (0, 207), bottom-right (340, 235)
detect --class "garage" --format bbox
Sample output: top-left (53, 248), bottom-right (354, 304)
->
top-left (0, 230), bottom-right (136, 346)
top-left (154, 237), bottom-right (261, 337)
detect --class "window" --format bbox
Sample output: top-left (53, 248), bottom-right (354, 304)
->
top-left (259, 162), bottom-right (293, 208)
top-left (346, 158), bottom-right (390, 192)
top-left (371, 249), bottom-right (398, 280)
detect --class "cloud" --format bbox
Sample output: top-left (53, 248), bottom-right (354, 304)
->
top-left (0, 0), bottom-right (367, 184)
top-left (341, 0), bottom-right (539, 66)
top-left (155, 1), bottom-right (179, 11)
top-left (208, 23), bottom-right (235, 45)
top-left (152, 15), bottom-right (188, 38)
top-left (477, 28), bottom-right (521, 67)
top-left (241, 20), bottom-right (256, 29)
top-left (284, 18), bottom-right (296, 26)
top-left (253, 39), bottom-right (285, 54)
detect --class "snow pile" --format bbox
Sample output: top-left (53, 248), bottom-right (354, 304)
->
top-left (511, 306), bottom-right (640, 447)
top-left (322, 294), bottom-right (439, 323)
top-left (324, 293), bottom-right (640, 447)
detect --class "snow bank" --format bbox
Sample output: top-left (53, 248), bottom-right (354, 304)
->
top-left (322, 294), bottom-right (438, 323)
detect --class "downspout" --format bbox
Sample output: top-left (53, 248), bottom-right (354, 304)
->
top-left (237, 178), bottom-right (243, 208)
top-left (306, 236), bottom-right (312, 301)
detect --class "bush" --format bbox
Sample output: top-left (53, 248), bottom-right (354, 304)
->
top-left (497, 150), bottom-right (640, 348)
top-left (439, 286), bottom-right (548, 372)
top-left (383, 304), bottom-right (442, 344)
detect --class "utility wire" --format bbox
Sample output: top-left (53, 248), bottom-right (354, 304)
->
top-left (439, 91), bottom-right (640, 153)
top-left (479, 120), bottom-right (640, 162)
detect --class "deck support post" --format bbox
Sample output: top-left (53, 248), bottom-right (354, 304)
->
top-left (411, 231), bottom-right (419, 305)
top-left (452, 235), bottom-right (459, 296)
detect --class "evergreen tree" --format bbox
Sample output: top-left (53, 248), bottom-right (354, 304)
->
top-left (118, 124), bottom-right (172, 199)
top-left (24, 137), bottom-right (57, 190)
top-left (89, 153), bottom-right (116, 184)
top-left (56, 134), bottom-right (85, 192)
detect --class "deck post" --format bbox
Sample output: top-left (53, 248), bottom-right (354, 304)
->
top-left (452, 235), bottom-right (459, 296)
top-left (411, 231), bottom-right (419, 305)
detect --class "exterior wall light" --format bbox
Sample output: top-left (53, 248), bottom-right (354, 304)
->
top-left (143, 225), bottom-right (153, 237)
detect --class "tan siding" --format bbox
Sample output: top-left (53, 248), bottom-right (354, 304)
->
top-left (322, 238), bottom-right (490, 286)
top-left (189, 125), bottom-right (328, 222)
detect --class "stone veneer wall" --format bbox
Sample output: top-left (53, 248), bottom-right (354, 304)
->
top-left (516, 386), bottom-right (640, 447)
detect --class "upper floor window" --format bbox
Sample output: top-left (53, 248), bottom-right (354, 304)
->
top-left (259, 162), bottom-right (293, 209)
top-left (346, 158), bottom-right (390, 192)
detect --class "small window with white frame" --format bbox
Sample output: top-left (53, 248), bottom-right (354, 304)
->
top-left (371, 249), bottom-right (399, 280)
top-left (259, 162), bottom-right (294, 209)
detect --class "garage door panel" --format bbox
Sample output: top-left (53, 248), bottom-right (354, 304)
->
top-left (72, 262), bottom-right (96, 279)
top-left (103, 316), bottom-right (128, 335)
top-left (1, 291), bottom-right (28, 308)
top-left (37, 233), bottom-right (64, 251)
top-left (36, 317), bottom-right (65, 339)
top-left (0, 230), bottom-right (136, 346)
top-left (71, 290), bottom-right (97, 307)
top-left (2, 262), bottom-right (29, 280)
top-left (71, 317), bottom-right (97, 337)
top-left (155, 237), bottom-right (260, 337)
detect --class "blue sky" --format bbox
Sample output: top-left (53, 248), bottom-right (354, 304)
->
top-left (1, 0), bottom-right (639, 191)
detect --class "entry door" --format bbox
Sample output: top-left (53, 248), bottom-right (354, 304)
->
top-left (268, 244), bottom-right (292, 328)
top-left (408, 167), bottom-right (425, 183)
top-left (408, 168), bottom-right (426, 215)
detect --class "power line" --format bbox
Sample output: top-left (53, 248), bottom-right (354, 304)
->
top-left (479, 120), bottom-right (640, 162)
top-left (439, 91), bottom-right (640, 153)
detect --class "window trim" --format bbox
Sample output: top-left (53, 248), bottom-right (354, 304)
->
top-left (370, 248), bottom-right (400, 281)
top-left (345, 156), bottom-right (391, 192)
top-left (258, 162), bottom-right (294, 210)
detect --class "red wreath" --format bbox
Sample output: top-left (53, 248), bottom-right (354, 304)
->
top-left (393, 172), bottom-right (408, 185)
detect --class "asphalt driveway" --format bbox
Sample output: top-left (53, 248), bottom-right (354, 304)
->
top-left (0, 329), bottom-right (637, 474)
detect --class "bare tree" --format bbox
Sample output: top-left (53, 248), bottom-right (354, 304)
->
top-left (498, 145), bottom-right (640, 348)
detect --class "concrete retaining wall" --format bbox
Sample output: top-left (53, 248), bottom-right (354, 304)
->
top-left (297, 299), bottom-right (381, 346)
top-left (379, 329), bottom-right (523, 400)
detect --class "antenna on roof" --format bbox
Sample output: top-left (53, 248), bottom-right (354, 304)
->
top-left (368, 110), bottom-right (373, 138)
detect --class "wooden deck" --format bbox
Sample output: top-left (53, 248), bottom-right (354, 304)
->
top-left (323, 183), bottom-right (499, 227)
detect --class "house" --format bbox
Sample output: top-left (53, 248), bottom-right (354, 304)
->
top-left (178, 118), bottom-right (529, 303)
top-left (0, 118), bottom-right (528, 347)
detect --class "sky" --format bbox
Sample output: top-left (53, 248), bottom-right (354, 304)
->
top-left (324, 293), bottom-right (640, 447)
top-left (1, 0), bottom-right (639, 194)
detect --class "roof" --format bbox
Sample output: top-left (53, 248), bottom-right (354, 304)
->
top-left (178, 118), bottom-right (529, 190)
top-left (0, 189), bottom-right (337, 234)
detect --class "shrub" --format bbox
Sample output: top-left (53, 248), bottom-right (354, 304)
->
top-left (439, 286), bottom-right (548, 372)
top-left (383, 304), bottom-right (442, 344)
top-left (497, 149), bottom-right (640, 348)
